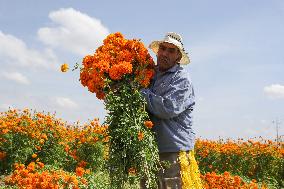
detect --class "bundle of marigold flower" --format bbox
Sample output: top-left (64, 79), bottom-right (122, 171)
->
top-left (79, 32), bottom-right (155, 99)
top-left (78, 32), bottom-right (160, 188)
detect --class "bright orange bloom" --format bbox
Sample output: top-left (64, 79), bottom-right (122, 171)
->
top-left (109, 61), bottom-right (133, 80)
top-left (81, 178), bottom-right (87, 185)
top-left (2, 129), bottom-right (9, 134)
top-left (27, 162), bottom-right (35, 171)
top-left (61, 63), bottom-right (69, 72)
top-left (41, 133), bottom-right (48, 140)
top-left (5, 164), bottom-right (85, 188)
top-left (102, 136), bottom-right (109, 143)
top-left (75, 167), bottom-right (85, 177)
top-left (138, 131), bottom-right (144, 141)
top-left (144, 120), bottom-right (154, 129)
top-left (200, 171), bottom-right (266, 189)
top-left (37, 161), bottom-right (45, 168)
top-left (78, 161), bottom-right (87, 168)
top-left (31, 153), bottom-right (37, 158)
top-left (35, 146), bottom-right (41, 150)
top-left (39, 139), bottom-right (45, 144)
top-left (85, 169), bottom-right (91, 174)
top-left (79, 32), bottom-right (155, 100)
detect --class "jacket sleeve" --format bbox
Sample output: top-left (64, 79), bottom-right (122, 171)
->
top-left (141, 76), bottom-right (195, 119)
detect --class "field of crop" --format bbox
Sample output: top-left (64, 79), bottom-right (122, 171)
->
top-left (0, 109), bottom-right (283, 188)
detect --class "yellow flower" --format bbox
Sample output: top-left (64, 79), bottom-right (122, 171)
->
top-left (61, 63), bottom-right (69, 72)
top-left (39, 139), bottom-right (45, 144)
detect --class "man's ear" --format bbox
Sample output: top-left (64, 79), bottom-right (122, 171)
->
top-left (176, 51), bottom-right (182, 62)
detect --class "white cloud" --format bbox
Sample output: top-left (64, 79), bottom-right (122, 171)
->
top-left (264, 84), bottom-right (284, 99)
top-left (54, 97), bottom-right (78, 109)
top-left (1, 71), bottom-right (30, 85)
top-left (38, 8), bottom-right (110, 55)
top-left (0, 31), bottom-right (59, 70)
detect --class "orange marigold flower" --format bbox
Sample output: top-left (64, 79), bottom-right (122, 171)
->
top-left (78, 161), bottom-right (87, 168)
top-left (61, 63), bottom-right (69, 72)
top-left (109, 61), bottom-right (133, 80)
top-left (35, 146), bottom-right (41, 150)
top-left (144, 120), bottom-right (154, 129)
top-left (85, 169), bottom-right (91, 174)
top-left (27, 162), bottom-right (36, 172)
top-left (37, 162), bottom-right (45, 168)
top-left (136, 69), bottom-right (155, 88)
top-left (128, 167), bottom-right (136, 175)
top-left (14, 163), bottom-right (25, 170)
top-left (2, 129), bottom-right (9, 134)
top-left (81, 178), bottom-right (87, 185)
top-left (32, 153), bottom-right (37, 158)
top-left (93, 136), bottom-right (99, 142)
top-left (102, 136), bottom-right (110, 143)
top-left (138, 131), bottom-right (144, 141)
top-left (75, 167), bottom-right (85, 177)
top-left (96, 91), bottom-right (105, 100)
top-left (82, 55), bottom-right (93, 68)
top-left (0, 151), bottom-right (6, 160)
top-left (64, 145), bottom-right (70, 152)
top-left (251, 179), bottom-right (257, 183)
top-left (69, 175), bottom-right (79, 185)
top-left (39, 139), bottom-right (45, 144)
top-left (41, 133), bottom-right (48, 140)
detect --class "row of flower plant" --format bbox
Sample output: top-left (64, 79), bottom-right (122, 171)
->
top-left (1, 109), bottom-right (280, 188)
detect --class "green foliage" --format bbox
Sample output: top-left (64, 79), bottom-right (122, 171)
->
top-left (76, 142), bottom-right (105, 172)
top-left (196, 145), bottom-right (284, 188)
top-left (0, 110), bottom-right (105, 176)
top-left (105, 84), bottom-right (160, 189)
top-left (0, 132), bottom-right (35, 174)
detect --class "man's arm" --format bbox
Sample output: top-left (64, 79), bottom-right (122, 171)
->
top-left (141, 76), bottom-right (195, 119)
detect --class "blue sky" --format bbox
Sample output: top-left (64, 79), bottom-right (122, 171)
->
top-left (1, 0), bottom-right (284, 140)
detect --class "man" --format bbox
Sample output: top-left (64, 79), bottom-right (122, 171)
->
top-left (140, 32), bottom-right (202, 189)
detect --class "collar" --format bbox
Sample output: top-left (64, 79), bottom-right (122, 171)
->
top-left (155, 63), bottom-right (180, 74)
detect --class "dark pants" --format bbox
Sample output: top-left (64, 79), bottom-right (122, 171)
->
top-left (140, 152), bottom-right (182, 189)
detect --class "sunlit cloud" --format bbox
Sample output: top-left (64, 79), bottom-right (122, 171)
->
top-left (38, 8), bottom-right (110, 55)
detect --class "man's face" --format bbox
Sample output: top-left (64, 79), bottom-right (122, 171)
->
top-left (157, 42), bottom-right (181, 72)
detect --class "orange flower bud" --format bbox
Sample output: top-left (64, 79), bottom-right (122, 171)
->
top-left (138, 131), bottom-right (144, 141)
top-left (61, 63), bottom-right (69, 72)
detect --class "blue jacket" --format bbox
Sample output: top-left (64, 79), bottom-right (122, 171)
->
top-left (141, 64), bottom-right (196, 153)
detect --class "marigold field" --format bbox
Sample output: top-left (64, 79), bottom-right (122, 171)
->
top-left (0, 109), bottom-right (283, 189)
